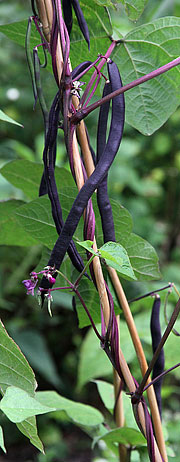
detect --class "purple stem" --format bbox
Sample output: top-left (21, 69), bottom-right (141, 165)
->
top-left (74, 287), bottom-right (103, 341)
top-left (71, 56), bottom-right (180, 124)
top-left (80, 41), bottom-right (116, 107)
top-left (128, 283), bottom-right (172, 304)
top-left (137, 298), bottom-right (180, 396)
top-left (55, 0), bottom-right (66, 58)
top-left (143, 362), bottom-right (180, 393)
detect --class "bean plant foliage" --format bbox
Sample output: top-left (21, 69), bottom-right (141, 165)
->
top-left (1, 0), bottom-right (180, 460)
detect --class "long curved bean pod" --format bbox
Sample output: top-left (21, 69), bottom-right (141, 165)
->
top-left (96, 65), bottom-right (117, 243)
top-left (40, 60), bottom-right (125, 291)
top-left (39, 92), bottom-right (87, 280)
top-left (150, 296), bottom-right (165, 419)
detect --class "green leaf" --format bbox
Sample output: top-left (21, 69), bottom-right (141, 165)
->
top-left (0, 320), bottom-right (36, 396)
top-left (0, 322), bottom-right (44, 451)
top-left (36, 391), bottom-right (104, 427)
top-left (112, 17), bottom-right (180, 134)
top-left (94, 380), bottom-right (114, 412)
top-left (120, 0), bottom-right (148, 20)
top-left (0, 426), bottom-right (6, 453)
top-left (0, 20), bottom-right (52, 74)
top-left (76, 240), bottom-right (98, 255)
top-left (99, 241), bottom-right (136, 280)
top-left (70, 0), bottom-right (112, 70)
top-left (0, 200), bottom-right (38, 246)
top-left (17, 417), bottom-right (44, 453)
top-left (0, 160), bottom-right (74, 201)
top-left (12, 329), bottom-right (62, 388)
top-left (0, 109), bottom-right (23, 127)
top-left (95, 199), bottom-right (160, 281)
top-left (77, 326), bottom-right (112, 389)
top-left (0, 386), bottom-right (56, 423)
top-left (5, 163), bottom-right (159, 282)
top-left (0, 160), bottom-right (43, 200)
top-left (96, 427), bottom-right (146, 446)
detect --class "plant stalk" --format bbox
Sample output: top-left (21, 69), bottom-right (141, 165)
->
top-left (71, 56), bottom-right (180, 124)
top-left (108, 266), bottom-right (167, 462)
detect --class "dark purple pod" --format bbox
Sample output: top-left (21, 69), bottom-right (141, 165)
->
top-left (39, 92), bottom-right (87, 279)
top-left (150, 296), bottom-right (165, 419)
top-left (96, 64), bottom-right (122, 243)
top-left (71, 61), bottom-right (92, 80)
top-left (62, 0), bottom-right (73, 35)
top-left (71, 0), bottom-right (90, 49)
top-left (40, 59), bottom-right (125, 292)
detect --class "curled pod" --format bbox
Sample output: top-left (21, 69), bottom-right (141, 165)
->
top-left (40, 59), bottom-right (125, 292)
top-left (150, 295), bottom-right (165, 419)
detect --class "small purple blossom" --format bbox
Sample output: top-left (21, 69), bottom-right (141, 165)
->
top-left (22, 278), bottom-right (38, 296)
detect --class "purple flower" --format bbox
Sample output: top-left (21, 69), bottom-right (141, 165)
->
top-left (22, 278), bottom-right (38, 296)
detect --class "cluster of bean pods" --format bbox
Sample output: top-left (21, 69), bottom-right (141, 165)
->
top-left (23, 2), bottom-right (180, 461)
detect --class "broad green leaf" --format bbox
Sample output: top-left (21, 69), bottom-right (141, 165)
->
top-left (94, 380), bottom-right (114, 412)
top-left (36, 390), bottom-right (104, 426)
top-left (0, 200), bottom-right (38, 246)
top-left (0, 20), bottom-right (52, 74)
top-left (99, 242), bottom-right (136, 280)
top-left (5, 163), bottom-right (159, 282)
top-left (77, 320), bottom-right (135, 383)
top-left (0, 320), bottom-right (36, 396)
top-left (96, 427), bottom-right (146, 446)
top-left (77, 325), bottom-right (112, 389)
top-left (17, 417), bottom-right (44, 453)
top-left (0, 322), bottom-right (43, 451)
top-left (70, 0), bottom-right (112, 69)
top-left (0, 160), bottom-right (43, 200)
top-left (0, 160), bottom-right (74, 201)
top-left (95, 199), bottom-right (160, 281)
top-left (120, 0), bottom-right (148, 20)
top-left (12, 329), bottom-right (61, 388)
top-left (0, 109), bottom-right (23, 127)
top-left (0, 386), bottom-right (56, 423)
top-left (120, 233), bottom-right (161, 280)
top-left (112, 17), bottom-right (180, 134)
top-left (0, 426), bottom-right (6, 453)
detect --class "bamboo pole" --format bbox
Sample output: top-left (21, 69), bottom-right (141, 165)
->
top-left (35, 2), bottom-right (165, 460)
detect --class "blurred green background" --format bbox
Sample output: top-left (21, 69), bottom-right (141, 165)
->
top-left (1, 0), bottom-right (180, 461)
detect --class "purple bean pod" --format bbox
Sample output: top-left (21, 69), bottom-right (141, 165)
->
top-left (62, 0), bottom-right (73, 35)
top-left (40, 58), bottom-right (125, 292)
top-left (150, 296), bottom-right (165, 419)
top-left (71, 0), bottom-right (90, 49)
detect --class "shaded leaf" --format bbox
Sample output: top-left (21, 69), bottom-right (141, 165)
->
top-left (94, 380), bottom-right (114, 412)
top-left (0, 426), bottom-right (6, 453)
top-left (0, 200), bottom-right (38, 246)
top-left (0, 160), bottom-right (74, 201)
top-left (0, 320), bottom-right (36, 396)
top-left (96, 426), bottom-right (146, 446)
top-left (36, 390), bottom-right (104, 426)
top-left (120, 0), bottom-right (148, 21)
top-left (17, 417), bottom-right (44, 453)
top-left (77, 325), bottom-right (112, 388)
top-left (12, 329), bottom-right (61, 389)
top-left (0, 21), bottom-right (52, 74)
top-left (0, 109), bottom-right (23, 127)
top-left (0, 386), bottom-right (55, 423)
